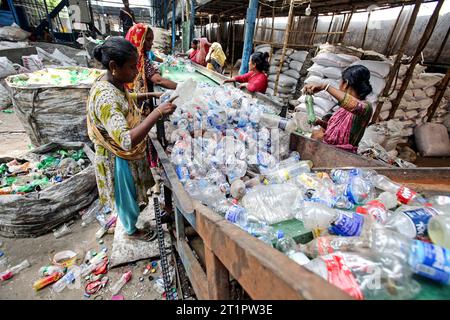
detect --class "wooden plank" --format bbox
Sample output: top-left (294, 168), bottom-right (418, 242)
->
top-left (433, 25), bottom-right (450, 63)
top-left (372, 0), bottom-right (421, 123)
top-left (176, 238), bottom-right (209, 299)
top-left (361, 10), bottom-right (371, 49)
top-left (388, 0), bottom-right (445, 120)
top-left (189, 236), bottom-right (206, 269)
top-left (205, 246), bottom-right (230, 299)
top-left (274, 0), bottom-right (296, 96)
top-left (338, 9), bottom-right (353, 43)
top-left (193, 201), bottom-right (352, 300)
top-left (325, 13), bottom-right (335, 43)
top-left (426, 69), bottom-right (450, 121)
top-left (290, 133), bottom-right (391, 168)
top-left (384, 4), bottom-right (404, 55)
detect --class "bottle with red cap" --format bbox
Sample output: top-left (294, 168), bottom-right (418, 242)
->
top-left (355, 192), bottom-right (398, 224)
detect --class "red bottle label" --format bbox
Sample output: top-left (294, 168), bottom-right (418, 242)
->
top-left (322, 254), bottom-right (364, 300)
top-left (397, 186), bottom-right (417, 204)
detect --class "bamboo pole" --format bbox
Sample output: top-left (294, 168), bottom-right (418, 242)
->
top-left (309, 15), bottom-right (318, 45)
top-left (338, 9), bottom-right (353, 43)
top-left (371, 0), bottom-right (422, 124)
top-left (294, 15), bottom-right (301, 46)
top-left (433, 25), bottom-right (450, 63)
top-left (231, 20), bottom-right (235, 78)
top-left (254, 5), bottom-right (262, 51)
top-left (361, 10), bottom-right (371, 49)
top-left (269, 6), bottom-right (275, 65)
top-left (335, 13), bottom-right (346, 44)
top-left (384, 4), bottom-right (404, 55)
top-left (388, 0), bottom-right (445, 120)
top-left (253, 40), bottom-right (315, 48)
top-left (426, 69), bottom-right (450, 122)
top-left (273, 0), bottom-right (295, 96)
top-left (325, 13), bottom-right (335, 43)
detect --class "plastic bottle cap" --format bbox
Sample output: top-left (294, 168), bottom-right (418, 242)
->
top-left (232, 199), bottom-right (239, 205)
top-left (356, 206), bottom-right (367, 215)
top-left (277, 230), bottom-right (284, 239)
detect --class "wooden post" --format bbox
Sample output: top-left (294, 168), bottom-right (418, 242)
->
top-left (231, 20), bottom-right (235, 77)
top-left (427, 69), bottom-right (450, 122)
top-left (253, 5), bottom-right (262, 51)
top-left (384, 4), bottom-right (404, 55)
top-left (274, 0), bottom-right (295, 96)
top-left (361, 10), bottom-right (371, 49)
top-left (338, 9), bottom-right (353, 43)
top-left (269, 6), bottom-right (275, 64)
top-left (335, 13), bottom-right (346, 44)
top-left (205, 246), bottom-right (230, 299)
top-left (208, 14), bottom-right (212, 40)
top-left (388, 0), bottom-right (445, 120)
top-left (433, 25), bottom-right (450, 63)
top-left (217, 15), bottom-right (222, 44)
top-left (371, 0), bottom-right (421, 124)
top-left (325, 13), bottom-right (335, 43)
top-left (293, 15), bottom-right (301, 45)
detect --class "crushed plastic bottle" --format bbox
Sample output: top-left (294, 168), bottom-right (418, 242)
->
top-left (304, 251), bottom-right (421, 300)
top-left (0, 260), bottom-right (31, 281)
top-left (110, 271), bottom-right (132, 295)
top-left (53, 223), bottom-right (71, 239)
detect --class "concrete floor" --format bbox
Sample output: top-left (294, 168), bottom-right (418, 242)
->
top-left (0, 110), bottom-right (164, 300)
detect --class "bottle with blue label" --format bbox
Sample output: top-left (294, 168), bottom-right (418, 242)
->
top-left (224, 203), bottom-right (248, 228)
top-left (275, 230), bottom-right (297, 255)
top-left (408, 240), bottom-right (450, 285)
top-left (329, 210), bottom-right (374, 237)
top-left (385, 207), bottom-right (439, 239)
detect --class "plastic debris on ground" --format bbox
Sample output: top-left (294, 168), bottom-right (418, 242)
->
top-left (0, 148), bottom-right (90, 196)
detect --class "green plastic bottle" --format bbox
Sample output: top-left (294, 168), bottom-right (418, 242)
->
top-left (305, 94), bottom-right (316, 125)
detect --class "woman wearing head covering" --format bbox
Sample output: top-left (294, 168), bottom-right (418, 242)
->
top-left (125, 23), bottom-right (177, 97)
top-left (304, 65), bottom-right (373, 153)
top-left (86, 37), bottom-right (177, 241)
top-left (206, 42), bottom-right (226, 73)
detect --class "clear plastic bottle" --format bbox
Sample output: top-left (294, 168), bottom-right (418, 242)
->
top-left (39, 265), bottom-right (66, 277)
top-left (384, 206), bottom-right (440, 239)
top-left (298, 202), bottom-right (339, 231)
top-left (304, 251), bottom-right (421, 300)
top-left (224, 203), bottom-right (248, 228)
top-left (0, 251), bottom-right (9, 269)
top-left (81, 199), bottom-right (101, 227)
top-left (110, 271), bottom-right (132, 295)
top-left (53, 224), bottom-right (71, 239)
top-left (52, 266), bottom-right (82, 293)
top-left (263, 161), bottom-right (312, 184)
top-left (230, 179), bottom-right (246, 199)
top-left (298, 236), bottom-right (365, 258)
top-left (428, 215), bottom-right (450, 249)
top-left (370, 174), bottom-right (429, 206)
top-left (356, 198), bottom-right (393, 224)
top-left (288, 251), bottom-right (311, 266)
top-left (330, 168), bottom-right (377, 185)
top-left (0, 259), bottom-right (31, 281)
top-left (342, 175), bottom-right (375, 205)
top-left (275, 230), bottom-right (297, 255)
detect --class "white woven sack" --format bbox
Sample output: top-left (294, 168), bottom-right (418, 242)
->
top-left (351, 60), bottom-right (391, 79)
top-left (322, 67), bottom-right (342, 79)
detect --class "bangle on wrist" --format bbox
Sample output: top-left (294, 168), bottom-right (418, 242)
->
top-left (324, 84), bottom-right (330, 92)
top-left (156, 107), bottom-right (164, 119)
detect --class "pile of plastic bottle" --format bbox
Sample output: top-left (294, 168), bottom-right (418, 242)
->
top-left (166, 80), bottom-right (450, 300)
top-left (0, 148), bottom-right (90, 195)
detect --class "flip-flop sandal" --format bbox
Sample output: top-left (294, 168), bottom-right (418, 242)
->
top-left (93, 259), bottom-right (109, 275)
top-left (85, 277), bottom-right (109, 295)
top-left (127, 229), bottom-right (157, 242)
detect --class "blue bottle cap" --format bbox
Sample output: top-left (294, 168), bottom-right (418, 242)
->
top-left (0, 251), bottom-right (4, 258)
top-left (276, 230), bottom-right (284, 239)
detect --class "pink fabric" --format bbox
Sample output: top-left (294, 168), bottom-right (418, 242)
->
top-left (190, 38), bottom-right (209, 66)
top-left (323, 108), bottom-right (357, 153)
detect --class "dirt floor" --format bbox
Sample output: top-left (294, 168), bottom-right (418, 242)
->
top-left (0, 110), bottom-right (166, 300)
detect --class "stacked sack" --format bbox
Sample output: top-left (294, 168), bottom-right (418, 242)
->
top-left (152, 27), bottom-right (171, 54)
top-left (264, 48), bottom-right (308, 102)
top-left (428, 83), bottom-right (450, 127)
top-left (295, 51), bottom-right (361, 119)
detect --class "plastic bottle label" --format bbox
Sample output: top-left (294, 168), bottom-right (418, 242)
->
top-left (409, 240), bottom-right (450, 284)
top-left (402, 208), bottom-right (437, 237)
top-left (225, 206), bottom-right (243, 224)
top-left (322, 254), bottom-right (364, 300)
top-left (330, 211), bottom-right (364, 237)
top-left (317, 237), bottom-right (334, 256)
top-left (396, 186), bottom-right (417, 205)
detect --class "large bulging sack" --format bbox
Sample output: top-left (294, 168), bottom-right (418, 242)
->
top-left (414, 123), bottom-right (450, 157)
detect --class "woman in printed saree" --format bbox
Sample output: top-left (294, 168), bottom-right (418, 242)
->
top-left (206, 42), bottom-right (226, 73)
top-left (87, 37), bottom-right (177, 241)
top-left (303, 65), bottom-right (373, 153)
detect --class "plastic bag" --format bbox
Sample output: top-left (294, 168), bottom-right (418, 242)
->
top-left (0, 23), bottom-right (30, 41)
